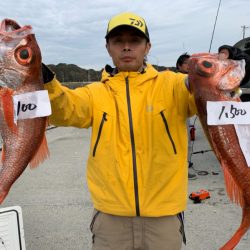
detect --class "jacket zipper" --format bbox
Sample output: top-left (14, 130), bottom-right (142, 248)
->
top-left (160, 111), bottom-right (177, 154)
top-left (125, 77), bottom-right (140, 216)
top-left (92, 112), bottom-right (107, 157)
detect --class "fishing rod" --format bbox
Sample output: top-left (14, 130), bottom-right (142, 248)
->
top-left (189, 0), bottom-right (223, 174)
top-left (208, 0), bottom-right (222, 52)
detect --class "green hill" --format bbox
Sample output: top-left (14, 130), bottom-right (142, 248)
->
top-left (46, 63), bottom-right (176, 86)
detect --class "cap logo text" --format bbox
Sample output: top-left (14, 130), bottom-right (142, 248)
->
top-left (129, 18), bottom-right (144, 27)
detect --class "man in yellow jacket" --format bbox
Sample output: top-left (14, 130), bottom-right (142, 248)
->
top-left (42, 12), bottom-right (249, 250)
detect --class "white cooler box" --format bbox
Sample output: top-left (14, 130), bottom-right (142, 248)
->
top-left (0, 206), bottom-right (25, 250)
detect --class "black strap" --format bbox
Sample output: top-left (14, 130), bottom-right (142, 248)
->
top-left (177, 212), bottom-right (186, 245)
top-left (89, 210), bottom-right (100, 244)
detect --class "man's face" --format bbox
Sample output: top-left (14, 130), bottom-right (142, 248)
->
top-left (178, 59), bottom-right (189, 74)
top-left (106, 26), bottom-right (151, 72)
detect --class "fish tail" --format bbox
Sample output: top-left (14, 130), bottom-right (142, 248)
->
top-left (219, 207), bottom-right (250, 250)
top-left (29, 134), bottom-right (50, 168)
top-left (0, 88), bottom-right (17, 133)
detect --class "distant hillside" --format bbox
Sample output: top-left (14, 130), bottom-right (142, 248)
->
top-left (46, 63), bottom-right (177, 83)
top-left (47, 63), bottom-right (103, 82)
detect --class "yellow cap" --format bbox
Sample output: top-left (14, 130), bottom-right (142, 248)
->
top-left (106, 12), bottom-right (150, 41)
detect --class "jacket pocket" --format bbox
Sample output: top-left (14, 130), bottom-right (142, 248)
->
top-left (92, 112), bottom-right (107, 157)
top-left (160, 111), bottom-right (177, 154)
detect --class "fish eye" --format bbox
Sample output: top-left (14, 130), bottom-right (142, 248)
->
top-left (19, 49), bottom-right (29, 59)
top-left (196, 60), bottom-right (216, 77)
top-left (202, 60), bottom-right (212, 68)
top-left (15, 46), bottom-right (32, 65)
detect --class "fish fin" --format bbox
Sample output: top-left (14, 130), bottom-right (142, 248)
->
top-left (29, 135), bottom-right (50, 169)
top-left (221, 161), bottom-right (244, 207)
top-left (0, 88), bottom-right (17, 133)
top-left (0, 188), bottom-right (9, 204)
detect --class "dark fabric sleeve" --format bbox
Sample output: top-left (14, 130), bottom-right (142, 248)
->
top-left (218, 45), bottom-right (250, 85)
top-left (42, 63), bottom-right (55, 84)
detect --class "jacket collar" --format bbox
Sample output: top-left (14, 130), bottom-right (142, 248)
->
top-left (104, 64), bottom-right (147, 76)
top-left (101, 64), bottom-right (158, 87)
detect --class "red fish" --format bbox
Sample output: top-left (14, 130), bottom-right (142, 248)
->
top-left (188, 53), bottom-right (249, 250)
top-left (0, 19), bottom-right (49, 203)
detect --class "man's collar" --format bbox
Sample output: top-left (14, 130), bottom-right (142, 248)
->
top-left (105, 63), bottom-right (147, 77)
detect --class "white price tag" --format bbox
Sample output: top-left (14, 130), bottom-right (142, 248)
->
top-left (235, 124), bottom-right (250, 167)
top-left (13, 90), bottom-right (51, 122)
top-left (207, 101), bottom-right (250, 125)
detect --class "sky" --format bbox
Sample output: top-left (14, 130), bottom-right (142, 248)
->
top-left (0, 0), bottom-right (250, 70)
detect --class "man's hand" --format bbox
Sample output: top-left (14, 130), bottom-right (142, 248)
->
top-left (42, 63), bottom-right (55, 84)
top-left (218, 45), bottom-right (250, 85)
top-left (218, 48), bottom-right (230, 60)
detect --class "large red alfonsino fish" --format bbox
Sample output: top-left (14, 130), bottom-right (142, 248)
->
top-left (0, 19), bottom-right (49, 203)
top-left (188, 53), bottom-right (249, 250)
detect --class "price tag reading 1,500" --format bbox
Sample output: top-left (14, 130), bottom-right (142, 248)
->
top-left (218, 104), bottom-right (246, 120)
top-left (207, 101), bottom-right (250, 125)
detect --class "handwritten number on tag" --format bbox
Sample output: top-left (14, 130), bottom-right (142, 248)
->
top-left (17, 101), bottom-right (37, 116)
top-left (218, 104), bottom-right (247, 120)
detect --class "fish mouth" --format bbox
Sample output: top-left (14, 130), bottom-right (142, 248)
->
top-left (0, 19), bottom-right (32, 37)
top-left (0, 19), bottom-right (21, 32)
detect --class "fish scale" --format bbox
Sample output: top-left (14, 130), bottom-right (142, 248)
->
top-left (188, 53), bottom-right (250, 250)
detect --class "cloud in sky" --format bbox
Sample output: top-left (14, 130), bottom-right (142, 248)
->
top-left (0, 0), bottom-right (249, 69)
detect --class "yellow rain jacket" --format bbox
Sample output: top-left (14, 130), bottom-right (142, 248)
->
top-left (45, 64), bottom-right (196, 217)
